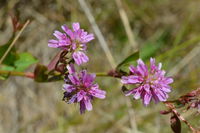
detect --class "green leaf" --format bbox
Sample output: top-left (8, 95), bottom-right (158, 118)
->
top-left (0, 44), bottom-right (17, 66)
top-left (116, 51), bottom-right (139, 72)
top-left (140, 30), bottom-right (169, 60)
top-left (14, 52), bottom-right (38, 71)
top-left (34, 64), bottom-right (48, 82)
top-left (0, 65), bottom-right (15, 80)
top-left (0, 65), bottom-right (15, 71)
top-left (140, 42), bottom-right (161, 60)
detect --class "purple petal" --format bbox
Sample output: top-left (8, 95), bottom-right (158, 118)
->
top-left (72, 22), bottom-right (80, 31)
top-left (143, 84), bottom-right (150, 93)
top-left (133, 89), bottom-right (142, 99)
top-left (137, 59), bottom-right (148, 77)
top-left (125, 87), bottom-right (142, 99)
top-left (58, 40), bottom-right (70, 47)
top-left (80, 100), bottom-right (86, 114)
top-left (125, 89), bottom-right (135, 96)
top-left (150, 58), bottom-right (156, 71)
top-left (77, 90), bottom-right (86, 102)
top-left (84, 96), bottom-right (93, 111)
top-left (81, 71), bottom-right (95, 87)
top-left (68, 74), bottom-right (80, 85)
top-left (129, 65), bottom-right (140, 75)
top-left (68, 94), bottom-right (77, 104)
top-left (82, 33), bottom-right (94, 43)
top-left (121, 76), bottom-right (142, 84)
top-left (162, 86), bottom-right (171, 93)
top-left (65, 29), bottom-right (74, 39)
top-left (164, 78), bottom-right (173, 84)
top-left (61, 24), bottom-right (69, 33)
top-left (154, 89), bottom-right (167, 101)
top-left (89, 84), bottom-right (106, 99)
top-left (48, 40), bottom-right (58, 48)
top-left (73, 51), bottom-right (89, 65)
top-left (63, 84), bottom-right (75, 92)
top-left (143, 93), bottom-right (152, 106)
top-left (67, 64), bottom-right (76, 74)
top-left (53, 30), bottom-right (65, 40)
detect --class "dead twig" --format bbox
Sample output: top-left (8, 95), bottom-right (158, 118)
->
top-left (115, 0), bottom-right (138, 50)
top-left (164, 102), bottom-right (197, 133)
top-left (78, 0), bottom-right (116, 69)
top-left (0, 20), bottom-right (30, 65)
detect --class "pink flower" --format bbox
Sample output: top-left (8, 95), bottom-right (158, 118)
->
top-left (63, 64), bottom-right (106, 114)
top-left (48, 22), bottom-right (94, 65)
top-left (121, 58), bottom-right (173, 106)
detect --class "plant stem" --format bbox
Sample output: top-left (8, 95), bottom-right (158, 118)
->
top-left (95, 72), bottom-right (109, 77)
top-left (0, 70), bottom-right (34, 79)
top-left (164, 102), bottom-right (197, 133)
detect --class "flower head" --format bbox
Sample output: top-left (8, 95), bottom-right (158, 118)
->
top-left (63, 64), bottom-right (106, 114)
top-left (121, 58), bottom-right (173, 106)
top-left (48, 22), bottom-right (94, 65)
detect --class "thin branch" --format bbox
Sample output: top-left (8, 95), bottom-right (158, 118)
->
top-left (0, 70), bottom-right (34, 79)
top-left (0, 20), bottom-right (30, 65)
top-left (78, 0), bottom-right (116, 69)
top-left (164, 102), bottom-right (197, 133)
top-left (95, 72), bottom-right (109, 77)
top-left (115, 0), bottom-right (138, 50)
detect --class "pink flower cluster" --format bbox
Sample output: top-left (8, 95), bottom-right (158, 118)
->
top-left (48, 22), bottom-right (94, 65)
top-left (121, 58), bottom-right (173, 106)
top-left (63, 64), bottom-right (106, 114)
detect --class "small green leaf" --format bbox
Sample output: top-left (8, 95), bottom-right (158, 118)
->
top-left (0, 44), bottom-right (17, 66)
top-left (14, 52), bottom-right (38, 71)
top-left (0, 65), bottom-right (15, 80)
top-left (34, 64), bottom-right (48, 82)
top-left (116, 51), bottom-right (139, 72)
top-left (140, 42), bottom-right (161, 60)
top-left (0, 65), bottom-right (15, 71)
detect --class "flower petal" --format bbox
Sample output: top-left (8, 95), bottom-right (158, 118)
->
top-left (68, 94), bottom-right (77, 104)
top-left (81, 71), bottom-right (95, 87)
top-left (77, 90), bottom-right (86, 102)
top-left (137, 59), bottom-right (148, 77)
top-left (84, 97), bottom-right (93, 111)
top-left (63, 84), bottom-right (75, 92)
top-left (48, 40), bottom-right (58, 48)
top-left (143, 93), bottom-right (152, 106)
top-left (72, 22), bottom-right (80, 31)
top-left (73, 51), bottom-right (89, 65)
top-left (89, 84), bottom-right (106, 99)
top-left (67, 64), bottom-right (76, 74)
top-left (68, 74), bottom-right (80, 85)
top-left (61, 24), bottom-right (69, 33)
top-left (121, 76), bottom-right (142, 84)
top-left (53, 30), bottom-right (65, 40)
top-left (80, 100), bottom-right (86, 114)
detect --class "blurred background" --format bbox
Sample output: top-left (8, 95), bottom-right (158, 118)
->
top-left (0, 0), bottom-right (200, 133)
